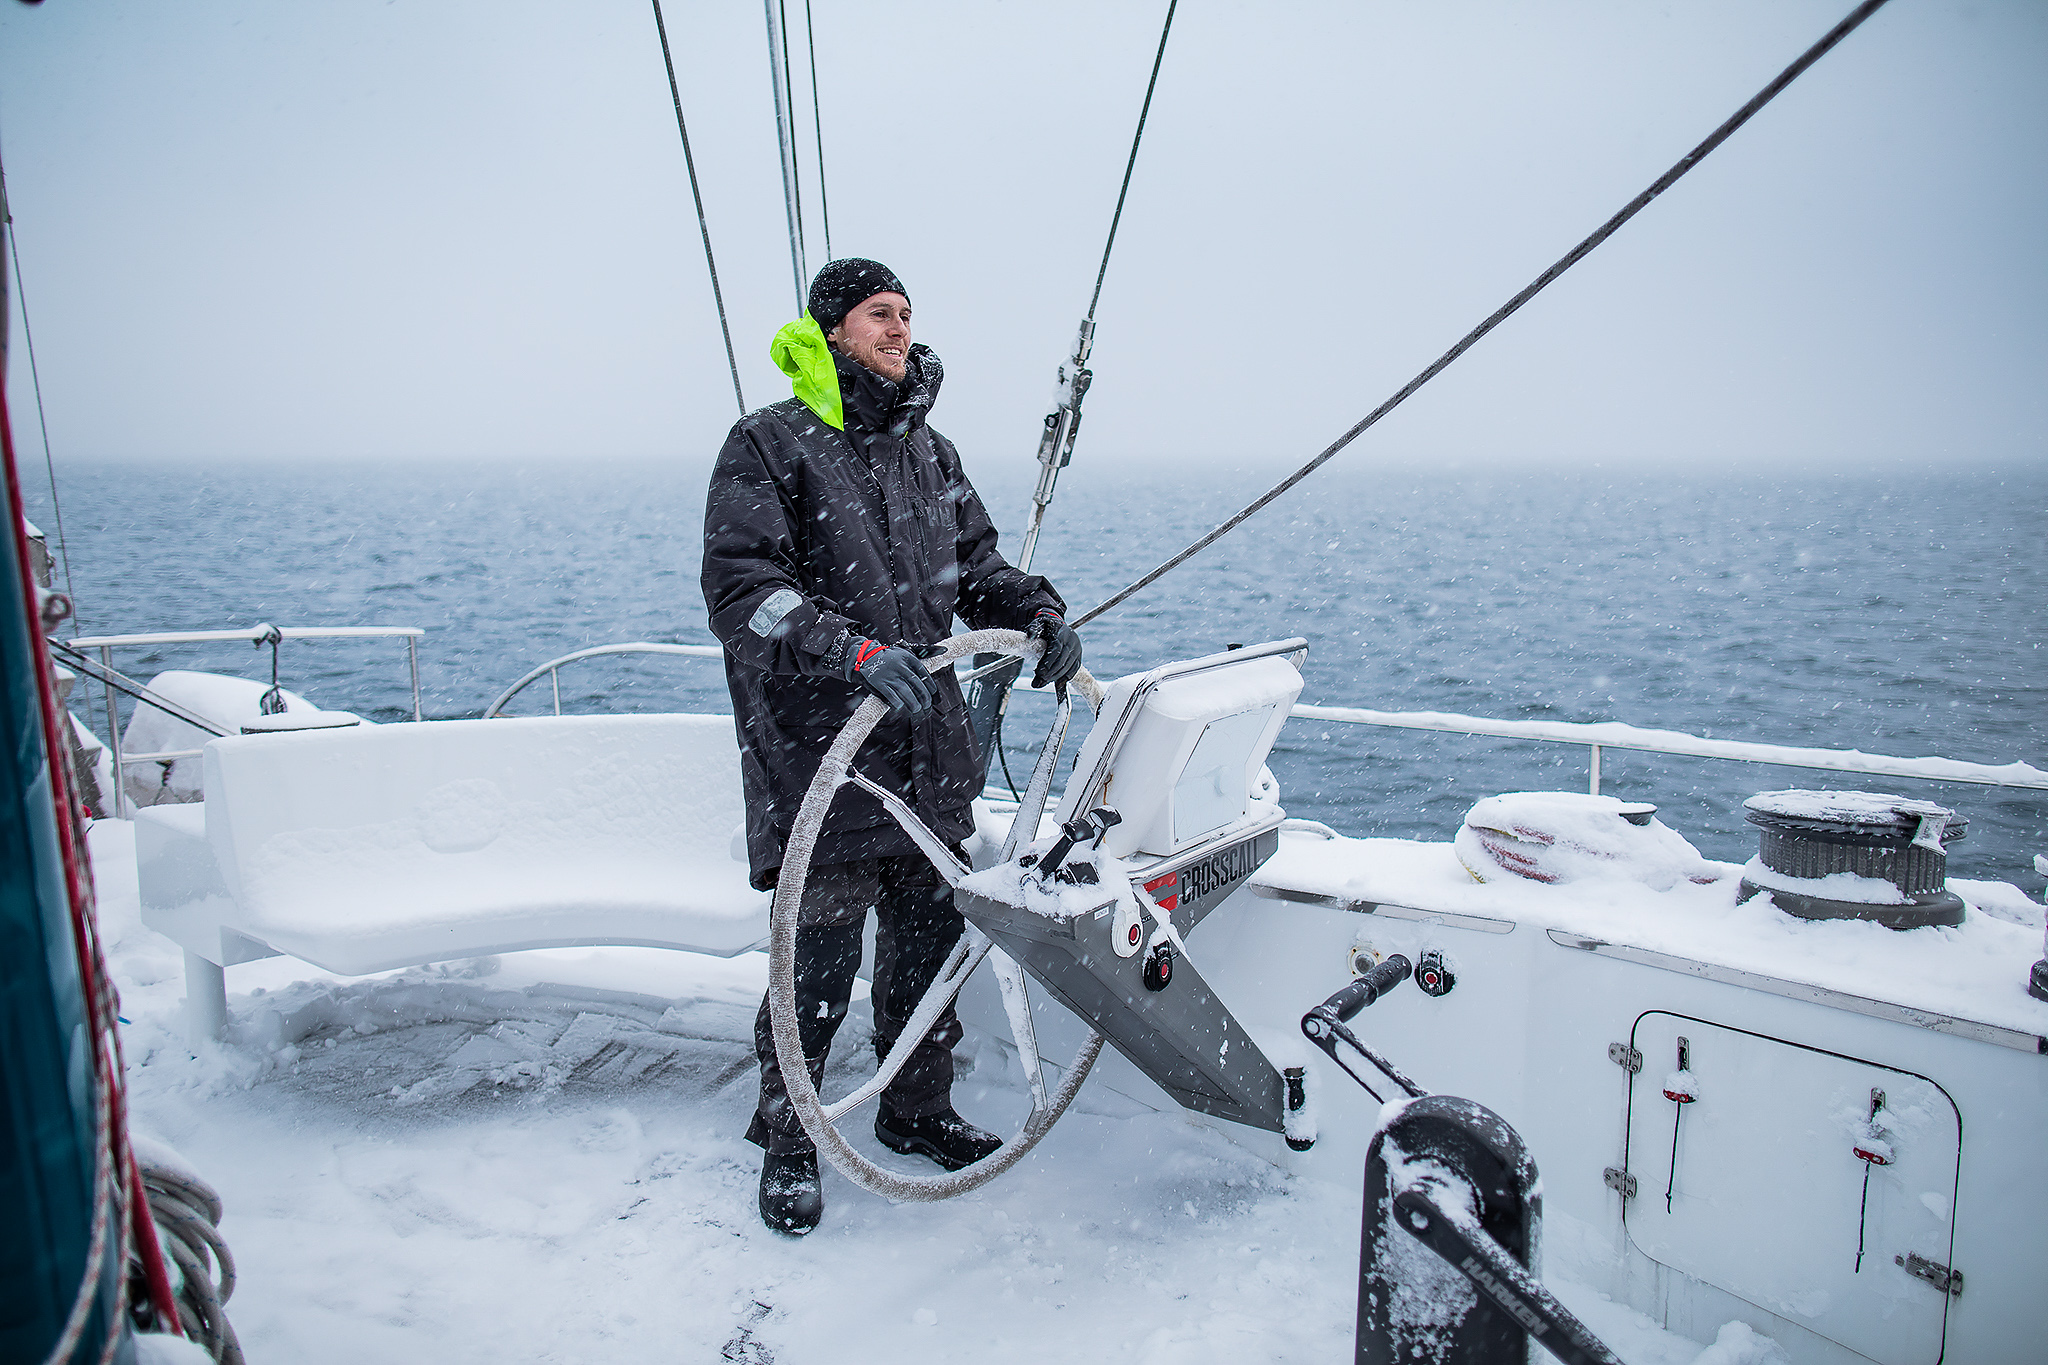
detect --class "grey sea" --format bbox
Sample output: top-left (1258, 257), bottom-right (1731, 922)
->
top-left (28, 457), bottom-right (2048, 890)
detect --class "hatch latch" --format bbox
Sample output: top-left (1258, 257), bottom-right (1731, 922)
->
top-left (1896, 1252), bottom-right (1963, 1298)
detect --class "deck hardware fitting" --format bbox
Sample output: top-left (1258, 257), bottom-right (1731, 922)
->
top-left (1414, 949), bottom-right (1455, 996)
top-left (1282, 1066), bottom-right (1312, 1152)
top-left (1608, 1043), bottom-right (1642, 1074)
top-left (1896, 1252), bottom-right (1963, 1298)
top-left (1603, 1167), bottom-right (1637, 1200)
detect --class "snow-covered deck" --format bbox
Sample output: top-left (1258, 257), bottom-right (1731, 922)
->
top-left (95, 817), bottom-right (1787, 1365)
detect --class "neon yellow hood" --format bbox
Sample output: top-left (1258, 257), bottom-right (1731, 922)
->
top-left (770, 314), bottom-right (843, 431)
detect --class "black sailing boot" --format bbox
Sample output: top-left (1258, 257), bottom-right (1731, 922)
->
top-left (758, 1149), bottom-right (823, 1234)
top-left (875, 1107), bottom-right (1002, 1171)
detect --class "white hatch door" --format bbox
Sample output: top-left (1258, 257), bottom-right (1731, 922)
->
top-left (1623, 1012), bottom-right (1960, 1365)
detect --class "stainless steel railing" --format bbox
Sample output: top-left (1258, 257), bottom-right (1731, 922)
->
top-left (64, 625), bottom-right (425, 817)
top-left (484, 637), bottom-right (2048, 797)
top-left (1287, 702), bottom-right (2048, 795)
top-left (482, 642), bottom-right (725, 718)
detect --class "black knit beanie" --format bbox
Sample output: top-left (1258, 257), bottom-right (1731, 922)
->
top-left (807, 258), bottom-right (909, 336)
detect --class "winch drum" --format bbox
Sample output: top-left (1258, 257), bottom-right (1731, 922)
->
top-left (1737, 790), bottom-right (1967, 929)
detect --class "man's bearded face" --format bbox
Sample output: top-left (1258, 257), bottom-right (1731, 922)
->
top-left (829, 292), bottom-right (911, 382)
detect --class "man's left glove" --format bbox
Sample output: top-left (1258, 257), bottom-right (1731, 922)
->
top-left (1025, 609), bottom-right (1084, 690)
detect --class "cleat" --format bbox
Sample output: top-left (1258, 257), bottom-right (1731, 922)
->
top-left (874, 1108), bottom-right (1002, 1171)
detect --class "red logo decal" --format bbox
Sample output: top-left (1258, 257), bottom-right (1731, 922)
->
top-left (1143, 871), bottom-right (1181, 911)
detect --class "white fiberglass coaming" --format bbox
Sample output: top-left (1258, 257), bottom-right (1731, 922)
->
top-left (107, 634), bottom-right (2048, 1365)
top-left (952, 805), bottom-right (2047, 1365)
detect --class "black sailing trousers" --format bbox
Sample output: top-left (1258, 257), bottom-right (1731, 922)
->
top-left (745, 851), bottom-right (968, 1156)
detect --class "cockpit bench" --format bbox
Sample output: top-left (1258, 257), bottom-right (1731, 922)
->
top-left (135, 714), bottom-right (767, 1042)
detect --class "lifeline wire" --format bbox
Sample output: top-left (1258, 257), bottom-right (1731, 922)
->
top-left (1074, 0), bottom-right (1892, 629)
top-left (803, 0), bottom-right (832, 263)
top-left (1088, 0), bottom-right (1178, 325)
top-left (0, 151), bottom-right (82, 625)
top-left (650, 0), bottom-right (747, 414)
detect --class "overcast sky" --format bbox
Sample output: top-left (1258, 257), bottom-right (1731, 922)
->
top-left (2, 0), bottom-right (2043, 475)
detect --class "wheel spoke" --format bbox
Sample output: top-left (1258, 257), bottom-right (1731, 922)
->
top-left (992, 949), bottom-right (1048, 1112)
top-left (843, 768), bottom-right (972, 884)
top-left (822, 928), bottom-right (991, 1123)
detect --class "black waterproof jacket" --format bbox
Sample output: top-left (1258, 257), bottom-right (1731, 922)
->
top-left (703, 345), bottom-right (1063, 888)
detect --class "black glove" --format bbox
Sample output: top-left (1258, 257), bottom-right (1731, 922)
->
top-left (843, 636), bottom-right (935, 717)
top-left (1024, 609), bottom-right (1083, 690)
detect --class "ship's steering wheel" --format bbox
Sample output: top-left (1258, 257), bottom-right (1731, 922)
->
top-left (766, 628), bottom-right (1107, 1201)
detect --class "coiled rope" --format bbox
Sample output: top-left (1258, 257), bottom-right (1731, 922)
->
top-left (141, 1159), bottom-right (244, 1364)
top-left (1074, 0), bottom-right (1893, 629)
top-left (7, 373), bottom-right (194, 1362)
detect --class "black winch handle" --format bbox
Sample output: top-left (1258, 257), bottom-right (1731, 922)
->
top-left (1389, 1188), bottom-right (1623, 1365)
top-left (1300, 955), bottom-right (1427, 1102)
top-left (1317, 955), bottom-right (1413, 1022)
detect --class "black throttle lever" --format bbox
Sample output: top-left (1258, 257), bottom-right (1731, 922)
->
top-left (1029, 806), bottom-right (1121, 883)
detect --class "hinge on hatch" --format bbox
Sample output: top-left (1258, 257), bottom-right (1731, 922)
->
top-left (1896, 1252), bottom-right (1963, 1298)
top-left (1608, 1042), bottom-right (1643, 1074)
top-left (1603, 1167), bottom-right (1637, 1199)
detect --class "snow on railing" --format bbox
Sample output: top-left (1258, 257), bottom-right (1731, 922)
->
top-left (1290, 704), bottom-right (2048, 795)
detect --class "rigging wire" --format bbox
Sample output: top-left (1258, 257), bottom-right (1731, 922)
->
top-left (762, 0), bottom-right (807, 310)
top-left (650, 0), bottom-right (747, 414)
top-left (1073, 0), bottom-right (1892, 629)
top-left (966, 0), bottom-right (1179, 773)
top-left (1008, 0), bottom-right (1179, 577)
top-left (803, 0), bottom-right (832, 262)
top-left (0, 151), bottom-right (83, 627)
top-left (777, 0), bottom-right (809, 280)
top-left (1088, 0), bottom-right (1178, 325)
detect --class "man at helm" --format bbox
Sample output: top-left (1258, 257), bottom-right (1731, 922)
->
top-left (702, 258), bottom-right (1085, 1234)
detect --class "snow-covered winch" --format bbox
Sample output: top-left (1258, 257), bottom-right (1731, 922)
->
top-left (1737, 789), bottom-right (1968, 929)
top-left (1454, 790), bottom-right (1718, 890)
